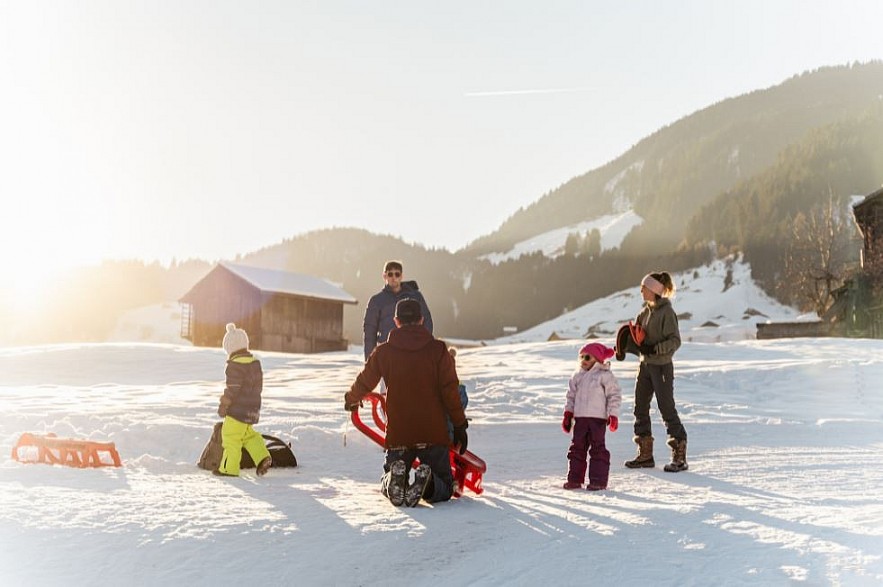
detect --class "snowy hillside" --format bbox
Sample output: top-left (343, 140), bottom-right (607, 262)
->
top-left (494, 256), bottom-right (812, 345)
top-left (2, 338), bottom-right (882, 585)
top-left (479, 210), bottom-right (643, 265)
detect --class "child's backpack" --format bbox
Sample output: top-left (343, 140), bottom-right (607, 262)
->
top-left (197, 421), bottom-right (298, 471)
top-left (248, 434), bottom-right (298, 468)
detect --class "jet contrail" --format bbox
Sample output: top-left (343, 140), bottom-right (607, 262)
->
top-left (464, 87), bottom-right (589, 97)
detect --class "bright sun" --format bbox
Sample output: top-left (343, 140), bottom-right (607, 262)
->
top-left (1, 201), bottom-right (107, 318)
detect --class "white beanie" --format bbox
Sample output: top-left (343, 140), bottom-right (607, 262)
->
top-left (222, 323), bottom-right (249, 355)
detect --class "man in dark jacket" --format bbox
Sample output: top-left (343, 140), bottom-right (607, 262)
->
top-left (346, 299), bottom-right (467, 507)
top-left (362, 260), bottom-right (433, 360)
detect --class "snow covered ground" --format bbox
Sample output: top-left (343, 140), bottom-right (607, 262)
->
top-left (2, 336), bottom-right (883, 586)
top-left (107, 302), bottom-right (191, 345)
top-left (3, 256), bottom-right (878, 586)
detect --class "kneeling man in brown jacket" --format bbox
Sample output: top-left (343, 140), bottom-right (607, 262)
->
top-left (345, 298), bottom-right (468, 507)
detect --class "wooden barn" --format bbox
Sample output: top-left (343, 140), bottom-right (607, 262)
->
top-left (853, 186), bottom-right (883, 279)
top-left (179, 262), bottom-right (358, 353)
top-left (832, 186), bottom-right (883, 337)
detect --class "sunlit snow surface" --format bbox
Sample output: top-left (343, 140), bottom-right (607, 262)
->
top-left (2, 335), bottom-right (882, 585)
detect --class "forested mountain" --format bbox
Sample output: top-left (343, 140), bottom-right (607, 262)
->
top-left (239, 62), bottom-right (883, 340)
top-left (15, 63), bottom-right (883, 346)
top-left (240, 228), bottom-right (711, 341)
top-left (684, 102), bottom-right (883, 302)
top-left (464, 62), bottom-right (883, 257)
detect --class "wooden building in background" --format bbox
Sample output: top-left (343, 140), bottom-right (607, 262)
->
top-left (758, 185), bottom-right (883, 339)
top-left (853, 186), bottom-right (883, 280)
top-left (179, 262), bottom-right (357, 353)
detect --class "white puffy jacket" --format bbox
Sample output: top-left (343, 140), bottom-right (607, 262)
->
top-left (564, 361), bottom-right (622, 419)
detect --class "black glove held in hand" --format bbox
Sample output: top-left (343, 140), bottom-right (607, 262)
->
top-left (639, 343), bottom-right (656, 356)
top-left (452, 424), bottom-right (468, 455)
top-left (343, 393), bottom-right (360, 412)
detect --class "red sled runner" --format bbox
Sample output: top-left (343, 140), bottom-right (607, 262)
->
top-left (350, 392), bottom-right (486, 497)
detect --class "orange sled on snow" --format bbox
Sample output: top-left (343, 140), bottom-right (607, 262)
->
top-left (11, 432), bottom-right (122, 468)
top-left (350, 392), bottom-right (486, 496)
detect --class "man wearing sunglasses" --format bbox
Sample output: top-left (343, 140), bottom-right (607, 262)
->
top-left (363, 260), bottom-right (433, 360)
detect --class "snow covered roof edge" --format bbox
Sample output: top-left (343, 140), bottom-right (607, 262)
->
top-left (220, 262), bottom-right (357, 304)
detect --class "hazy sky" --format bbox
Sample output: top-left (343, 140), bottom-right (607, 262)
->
top-left (1, 1), bottom-right (882, 300)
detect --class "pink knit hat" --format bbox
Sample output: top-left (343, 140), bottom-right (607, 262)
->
top-left (579, 342), bottom-right (615, 362)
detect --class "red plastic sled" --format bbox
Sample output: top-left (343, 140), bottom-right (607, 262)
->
top-left (11, 432), bottom-right (122, 468)
top-left (350, 392), bottom-right (486, 496)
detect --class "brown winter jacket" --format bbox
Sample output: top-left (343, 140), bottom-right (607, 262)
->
top-left (347, 324), bottom-right (466, 449)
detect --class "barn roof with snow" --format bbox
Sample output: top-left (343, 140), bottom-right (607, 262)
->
top-left (218, 262), bottom-right (357, 305)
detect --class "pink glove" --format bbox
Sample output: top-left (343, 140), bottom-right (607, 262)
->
top-left (562, 411), bottom-right (574, 433)
top-left (607, 415), bottom-right (618, 432)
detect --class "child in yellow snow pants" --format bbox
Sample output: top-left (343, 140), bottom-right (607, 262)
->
top-left (218, 416), bottom-right (271, 476)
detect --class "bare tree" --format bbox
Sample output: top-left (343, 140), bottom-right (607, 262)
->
top-left (779, 196), bottom-right (860, 316)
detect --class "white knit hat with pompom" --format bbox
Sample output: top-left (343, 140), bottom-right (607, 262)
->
top-left (222, 323), bottom-right (249, 355)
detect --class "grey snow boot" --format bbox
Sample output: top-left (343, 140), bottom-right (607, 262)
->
top-left (663, 438), bottom-right (688, 472)
top-left (624, 435), bottom-right (655, 469)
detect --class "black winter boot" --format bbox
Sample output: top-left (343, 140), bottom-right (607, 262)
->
top-left (663, 438), bottom-right (688, 472)
top-left (405, 463), bottom-right (432, 507)
top-left (256, 456), bottom-right (272, 477)
top-left (624, 435), bottom-right (655, 468)
top-left (384, 460), bottom-right (408, 506)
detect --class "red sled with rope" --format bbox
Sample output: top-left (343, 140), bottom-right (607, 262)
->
top-left (350, 392), bottom-right (486, 497)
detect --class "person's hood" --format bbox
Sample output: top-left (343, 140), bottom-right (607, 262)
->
top-left (383, 280), bottom-right (421, 294)
top-left (591, 361), bottom-right (612, 372)
top-left (386, 324), bottom-right (433, 351)
top-left (575, 361), bottom-right (612, 376)
top-left (644, 297), bottom-right (671, 311)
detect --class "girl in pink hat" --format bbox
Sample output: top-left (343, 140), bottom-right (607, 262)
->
top-left (561, 342), bottom-right (622, 490)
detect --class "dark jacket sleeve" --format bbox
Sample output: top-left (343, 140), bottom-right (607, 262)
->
top-left (223, 362), bottom-right (243, 404)
top-left (640, 302), bottom-right (681, 365)
top-left (347, 348), bottom-right (384, 404)
top-left (363, 294), bottom-right (381, 360)
top-left (437, 343), bottom-right (466, 428)
top-left (418, 291), bottom-right (433, 335)
top-left (655, 306), bottom-right (682, 357)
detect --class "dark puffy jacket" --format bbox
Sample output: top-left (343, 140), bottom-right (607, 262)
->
top-left (362, 281), bottom-right (433, 359)
top-left (348, 325), bottom-right (465, 449)
top-left (222, 351), bottom-right (263, 424)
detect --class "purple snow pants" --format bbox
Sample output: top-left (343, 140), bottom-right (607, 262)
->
top-left (567, 417), bottom-right (610, 487)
